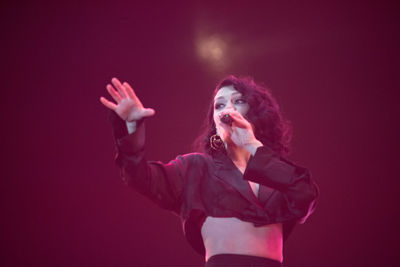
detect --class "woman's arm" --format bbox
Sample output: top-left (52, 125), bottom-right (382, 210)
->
top-left (243, 146), bottom-right (319, 223)
top-left (111, 113), bottom-right (188, 213)
top-left (101, 78), bottom-right (187, 214)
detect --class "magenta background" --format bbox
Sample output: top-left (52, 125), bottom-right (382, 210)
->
top-left (1, 1), bottom-right (399, 266)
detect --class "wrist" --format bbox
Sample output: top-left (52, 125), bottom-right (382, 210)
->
top-left (126, 121), bottom-right (137, 134)
top-left (244, 140), bottom-right (263, 155)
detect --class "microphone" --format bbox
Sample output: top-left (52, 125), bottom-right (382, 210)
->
top-left (220, 114), bottom-right (233, 126)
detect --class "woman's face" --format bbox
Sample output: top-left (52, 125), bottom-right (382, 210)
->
top-left (213, 85), bottom-right (249, 135)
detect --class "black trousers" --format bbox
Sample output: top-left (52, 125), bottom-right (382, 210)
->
top-left (204, 254), bottom-right (283, 267)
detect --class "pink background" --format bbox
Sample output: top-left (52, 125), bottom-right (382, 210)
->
top-left (2, 1), bottom-right (398, 266)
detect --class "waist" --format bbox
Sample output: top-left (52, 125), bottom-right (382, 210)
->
top-left (201, 216), bottom-right (283, 262)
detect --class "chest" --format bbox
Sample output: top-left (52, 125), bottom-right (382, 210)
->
top-left (235, 163), bottom-right (259, 197)
top-left (248, 181), bottom-right (260, 197)
top-left (186, 154), bottom-right (276, 215)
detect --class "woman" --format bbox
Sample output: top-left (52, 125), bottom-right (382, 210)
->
top-left (100, 76), bottom-right (318, 267)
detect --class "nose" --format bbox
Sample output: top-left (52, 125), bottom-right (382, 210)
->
top-left (224, 101), bottom-right (235, 111)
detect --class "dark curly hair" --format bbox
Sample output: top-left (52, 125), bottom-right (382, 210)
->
top-left (193, 75), bottom-right (292, 157)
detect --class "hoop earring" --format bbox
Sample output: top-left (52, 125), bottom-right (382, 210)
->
top-left (210, 134), bottom-right (223, 150)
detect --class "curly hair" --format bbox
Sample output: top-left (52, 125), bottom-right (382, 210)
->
top-left (193, 75), bottom-right (292, 157)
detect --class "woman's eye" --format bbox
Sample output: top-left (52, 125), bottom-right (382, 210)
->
top-left (215, 103), bottom-right (224, 109)
top-left (235, 98), bottom-right (246, 104)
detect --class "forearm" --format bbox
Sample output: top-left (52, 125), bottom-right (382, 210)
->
top-left (109, 110), bottom-right (185, 213)
top-left (243, 146), bottom-right (319, 220)
top-left (243, 146), bottom-right (296, 189)
top-left (115, 138), bottom-right (186, 213)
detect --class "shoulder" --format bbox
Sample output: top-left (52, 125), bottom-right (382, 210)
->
top-left (170, 152), bottom-right (214, 175)
top-left (175, 153), bottom-right (213, 183)
top-left (176, 152), bottom-right (212, 165)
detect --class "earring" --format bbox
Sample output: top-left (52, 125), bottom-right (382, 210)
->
top-left (210, 134), bottom-right (223, 150)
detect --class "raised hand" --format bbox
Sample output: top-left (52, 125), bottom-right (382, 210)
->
top-left (100, 77), bottom-right (155, 122)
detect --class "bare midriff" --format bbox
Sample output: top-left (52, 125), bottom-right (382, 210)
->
top-left (201, 217), bottom-right (283, 262)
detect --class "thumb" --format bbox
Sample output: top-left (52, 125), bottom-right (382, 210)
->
top-left (142, 108), bottom-right (156, 117)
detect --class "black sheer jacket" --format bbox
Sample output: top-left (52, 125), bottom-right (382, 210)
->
top-left (109, 111), bottom-right (319, 256)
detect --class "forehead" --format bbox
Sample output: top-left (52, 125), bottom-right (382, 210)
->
top-left (214, 85), bottom-right (241, 101)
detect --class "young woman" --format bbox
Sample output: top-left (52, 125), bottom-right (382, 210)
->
top-left (100, 76), bottom-right (318, 267)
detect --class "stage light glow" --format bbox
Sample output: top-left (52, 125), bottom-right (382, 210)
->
top-left (195, 34), bottom-right (229, 72)
top-left (197, 35), bottom-right (225, 60)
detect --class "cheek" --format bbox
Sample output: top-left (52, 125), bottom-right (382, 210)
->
top-left (213, 113), bottom-right (219, 126)
top-left (237, 105), bottom-right (250, 117)
top-left (213, 112), bottom-right (222, 134)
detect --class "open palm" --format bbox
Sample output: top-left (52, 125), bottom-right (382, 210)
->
top-left (100, 77), bottom-right (155, 122)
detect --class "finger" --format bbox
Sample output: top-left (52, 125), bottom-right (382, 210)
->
top-left (111, 77), bottom-right (127, 98)
top-left (119, 84), bottom-right (130, 100)
top-left (220, 111), bottom-right (244, 127)
top-left (123, 82), bottom-right (140, 102)
top-left (124, 81), bottom-right (146, 109)
top-left (106, 84), bottom-right (122, 103)
top-left (100, 97), bottom-right (117, 110)
top-left (228, 112), bottom-right (249, 128)
top-left (141, 108), bottom-right (156, 117)
top-left (225, 110), bottom-right (245, 121)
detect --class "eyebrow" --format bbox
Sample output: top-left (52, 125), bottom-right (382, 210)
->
top-left (214, 92), bottom-right (242, 101)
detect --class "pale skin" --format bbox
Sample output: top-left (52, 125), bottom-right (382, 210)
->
top-left (99, 77), bottom-right (155, 133)
top-left (100, 78), bottom-right (283, 262)
top-left (212, 86), bottom-right (263, 170)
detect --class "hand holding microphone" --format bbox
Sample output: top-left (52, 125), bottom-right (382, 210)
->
top-left (220, 113), bottom-right (233, 126)
top-left (217, 111), bottom-right (262, 153)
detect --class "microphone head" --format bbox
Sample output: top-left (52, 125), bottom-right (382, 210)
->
top-left (220, 114), bottom-right (233, 126)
